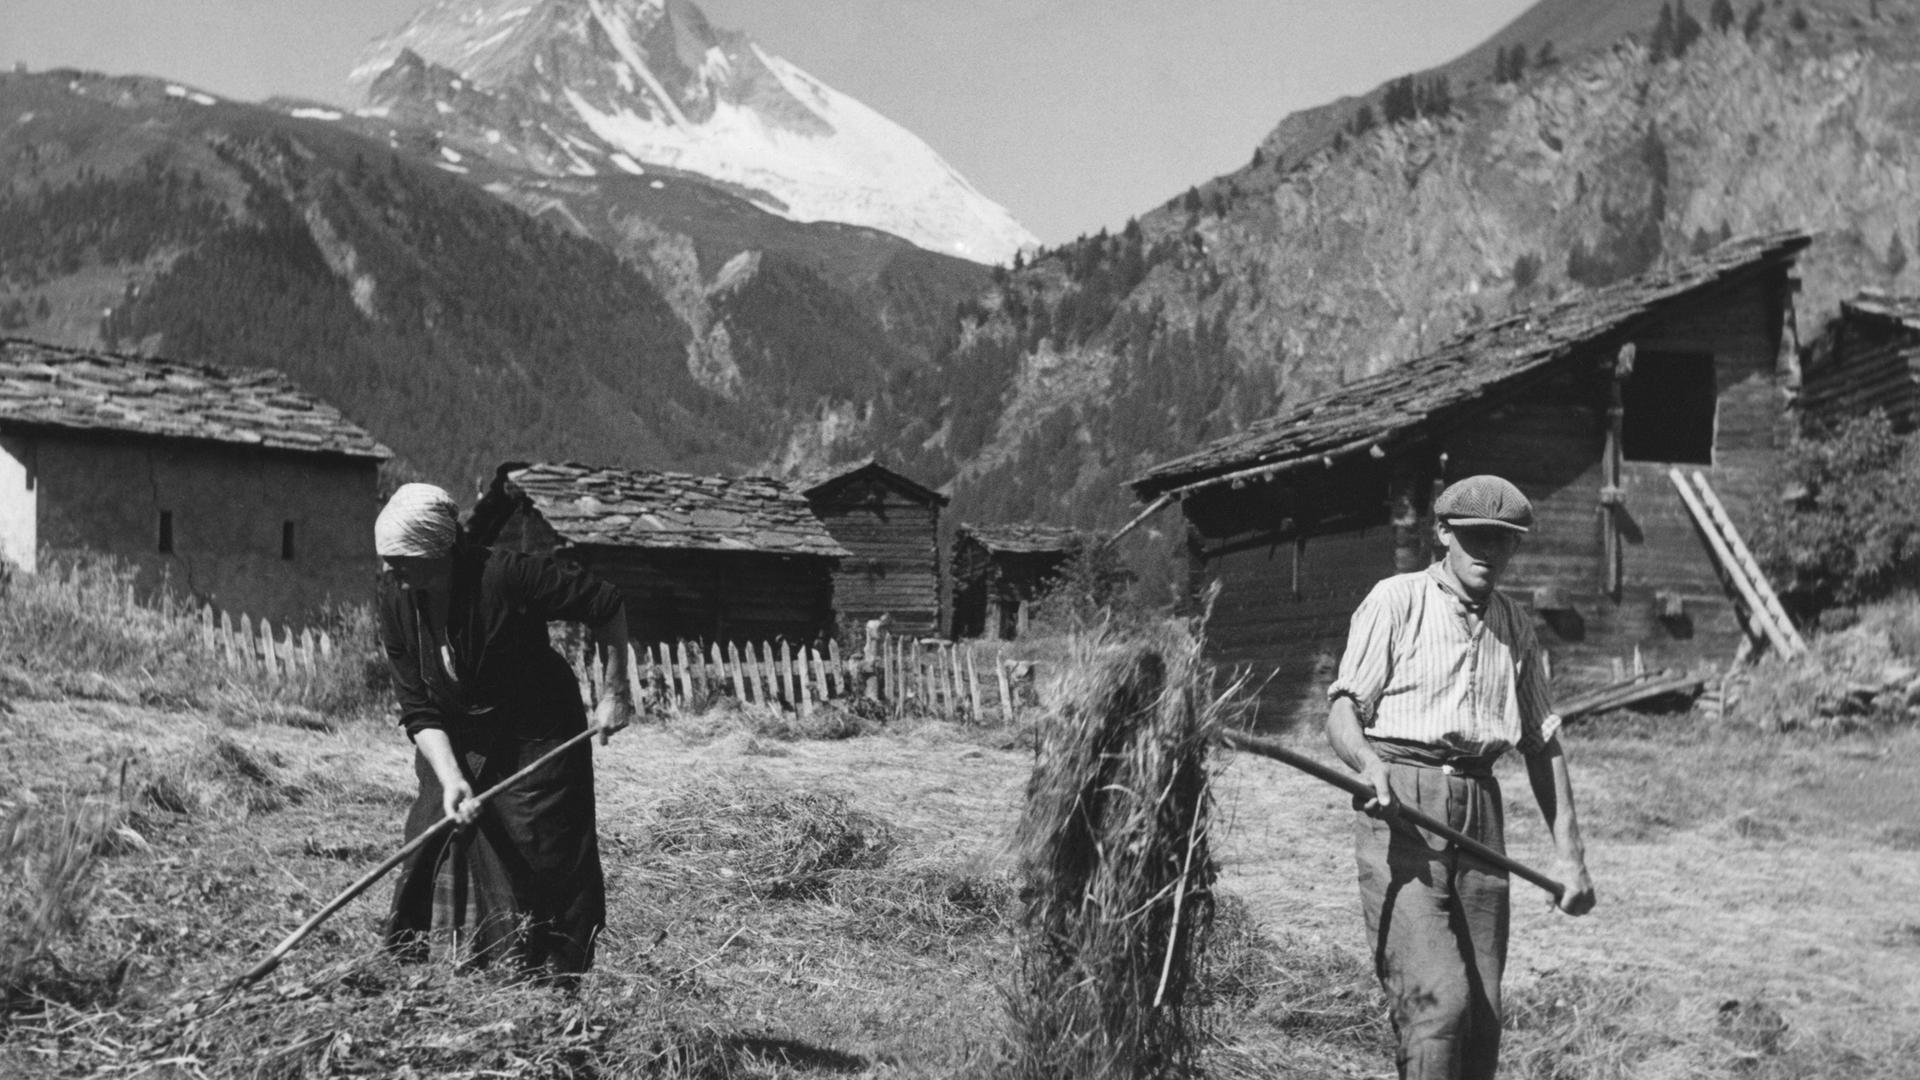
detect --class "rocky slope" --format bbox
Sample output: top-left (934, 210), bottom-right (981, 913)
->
top-left (845, 0), bottom-right (1920, 584)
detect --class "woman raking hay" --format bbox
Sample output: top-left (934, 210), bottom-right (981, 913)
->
top-left (373, 483), bottom-right (635, 980)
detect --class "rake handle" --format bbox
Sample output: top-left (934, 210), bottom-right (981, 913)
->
top-left (1221, 730), bottom-right (1567, 903)
top-left (226, 725), bottom-right (603, 992)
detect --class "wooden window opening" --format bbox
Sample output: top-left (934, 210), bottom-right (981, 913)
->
top-left (1622, 351), bottom-right (1716, 464)
top-left (157, 510), bottom-right (174, 554)
top-left (281, 520), bottom-right (296, 561)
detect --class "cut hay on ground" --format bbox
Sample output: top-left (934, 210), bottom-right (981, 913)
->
top-left (1003, 622), bottom-right (1225, 1079)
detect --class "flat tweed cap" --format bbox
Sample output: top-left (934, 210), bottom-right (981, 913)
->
top-left (1434, 475), bottom-right (1533, 532)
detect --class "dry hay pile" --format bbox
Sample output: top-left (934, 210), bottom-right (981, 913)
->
top-left (1003, 623), bottom-right (1224, 1080)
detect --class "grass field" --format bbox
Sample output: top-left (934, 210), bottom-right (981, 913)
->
top-left (3, 687), bottom-right (1916, 1078)
top-left (2, 562), bottom-right (1916, 1077)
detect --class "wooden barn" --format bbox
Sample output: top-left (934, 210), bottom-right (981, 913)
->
top-left (793, 458), bottom-right (949, 636)
top-left (0, 338), bottom-right (390, 623)
top-left (1128, 231), bottom-right (1812, 720)
top-left (1797, 292), bottom-right (1920, 433)
top-left (951, 523), bottom-right (1083, 640)
top-left (468, 461), bottom-right (849, 646)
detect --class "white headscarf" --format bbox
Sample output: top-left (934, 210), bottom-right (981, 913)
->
top-left (375, 483), bottom-right (459, 559)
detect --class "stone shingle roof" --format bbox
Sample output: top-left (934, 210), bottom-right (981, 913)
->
top-left (495, 462), bottom-right (850, 557)
top-left (1130, 231), bottom-right (1811, 499)
top-left (0, 338), bottom-right (390, 460)
top-left (957, 522), bottom-right (1083, 556)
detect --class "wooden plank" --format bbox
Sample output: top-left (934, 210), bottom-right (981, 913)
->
top-left (921, 641), bottom-right (936, 711)
top-left (810, 645), bottom-right (830, 704)
top-left (752, 640), bottom-right (774, 705)
top-left (948, 643), bottom-right (965, 721)
top-left (726, 640), bottom-right (748, 702)
top-left (629, 643), bottom-right (645, 708)
top-left (779, 640), bottom-right (795, 706)
top-left (996, 658), bottom-right (1014, 722)
top-left (966, 645), bottom-right (983, 723)
top-left (679, 638), bottom-right (702, 707)
top-left (826, 637), bottom-right (844, 698)
top-left (656, 643), bottom-right (678, 707)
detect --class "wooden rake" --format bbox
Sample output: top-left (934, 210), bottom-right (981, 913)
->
top-left (1221, 729), bottom-right (1568, 903)
top-left (223, 725), bottom-right (602, 995)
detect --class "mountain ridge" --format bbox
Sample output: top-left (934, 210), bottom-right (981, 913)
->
top-left (347, 0), bottom-right (1035, 263)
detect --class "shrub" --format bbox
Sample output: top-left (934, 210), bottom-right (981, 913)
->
top-left (1025, 542), bottom-right (1143, 637)
top-left (1751, 412), bottom-right (1920, 616)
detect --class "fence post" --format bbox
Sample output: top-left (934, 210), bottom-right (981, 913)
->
top-left (637, 638), bottom-right (652, 714)
top-left (242, 613), bottom-right (260, 673)
top-left (811, 645), bottom-right (830, 704)
top-left (644, 643), bottom-right (666, 708)
top-left (997, 658), bottom-right (1015, 723)
top-left (862, 621), bottom-right (882, 700)
top-left (947, 643), bottom-right (963, 721)
top-left (694, 640), bottom-right (713, 701)
top-left (679, 638), bottom-right (702, 707)
top-left (750, 641), bottom-right (774, 706)
top-left (913, 640), bottom-right (928, 711)
top-left (966, 645), bottom-right (984, 724)
top-left (789, 642), bottom-right (807, 712)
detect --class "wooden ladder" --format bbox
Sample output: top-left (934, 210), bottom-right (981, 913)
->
top-left (1668, 468), bottom-right (1806, 658)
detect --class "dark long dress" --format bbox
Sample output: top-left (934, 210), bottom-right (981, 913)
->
top-left (379, 544), bottom-right (625, 976)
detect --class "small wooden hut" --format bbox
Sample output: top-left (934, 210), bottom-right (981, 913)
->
top-left (794, 458), bottom-right (949, 636)
top-left (1128, 231), bottom-right (1812, 720)
top-left (1797, 292), bottom-right (1920, 433)
top-left (951, 523), bottom-right (1083, 640)
top-left (468, 461), bottom-right (849, 646)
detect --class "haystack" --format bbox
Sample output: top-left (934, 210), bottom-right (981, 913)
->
top-left (1003, 622), bottom-right (1223, 1079)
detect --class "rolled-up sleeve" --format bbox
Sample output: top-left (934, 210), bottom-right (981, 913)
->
top-left (1514, 631), bottom-right (1563, 754)
top-left (1326, 580), bottom-right (1402, 725)
top-left (497, 551), bottom-right (625, 625)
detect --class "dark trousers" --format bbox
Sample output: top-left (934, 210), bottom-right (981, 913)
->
top-left (1354, 752), bottom-right (1510, 1080)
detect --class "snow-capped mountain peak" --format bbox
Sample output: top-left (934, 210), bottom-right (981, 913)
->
top-left (350, 0), bottom-right (1035, 262)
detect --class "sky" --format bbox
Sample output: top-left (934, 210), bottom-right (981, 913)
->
top-left (3, 0), bottom-right (1536, 245)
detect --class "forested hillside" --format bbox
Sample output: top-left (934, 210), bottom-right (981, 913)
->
top-left (0, 69), bottom-right (988, 491)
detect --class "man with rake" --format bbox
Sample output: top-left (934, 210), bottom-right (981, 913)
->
top-left (1326, 474), bottom-right (1596, 1080)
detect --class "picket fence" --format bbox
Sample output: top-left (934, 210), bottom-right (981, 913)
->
top-left (573, 631), bottom-right (1026, 724)
top-left (197, 606), bottom-right (337, 682)
top-left (194, 602), bottom-right (1025, 725)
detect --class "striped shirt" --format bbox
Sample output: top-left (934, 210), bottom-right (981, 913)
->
top-left (1327, 563), bottom-right (1561, 757)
